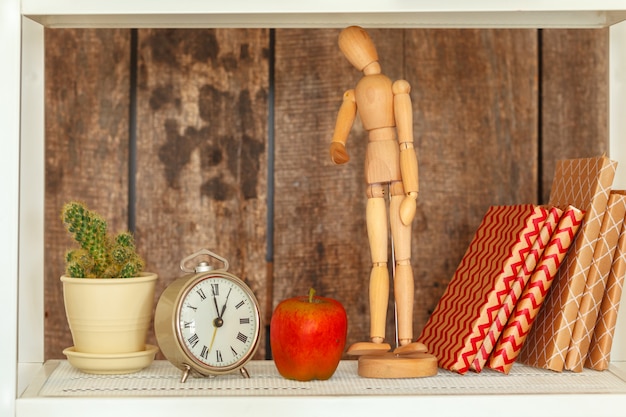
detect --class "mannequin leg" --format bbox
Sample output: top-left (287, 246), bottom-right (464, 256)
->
top-left (366, 184), bottom-right (389, 343)
top-left (390, 182), bottom-right (414, 346)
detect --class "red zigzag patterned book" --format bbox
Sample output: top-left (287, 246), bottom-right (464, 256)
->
top-left (487, 205), bottom-right (584, 374)
top-left (470, 206), bottom-right (562, 372)
top-left (417, 204), bottom-right (546, 374)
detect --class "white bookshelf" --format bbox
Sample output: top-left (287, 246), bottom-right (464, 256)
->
top-left (3, 2), bottom-right (626, 416)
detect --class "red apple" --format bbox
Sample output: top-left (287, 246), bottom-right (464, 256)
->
top-left (270, 288), bottom-right (348, 381)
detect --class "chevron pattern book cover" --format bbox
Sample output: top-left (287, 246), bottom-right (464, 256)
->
top-left (518, 156), bottom-right (617, 371)
top-left (586, 209), bottom-right (626, 370)
top-left (417, 204), bottom-right (545, 374)
top-left (565, 191), bottom-right (626, 371)
top-left (487, 206), bottom-right (584, 374)
top-left (470, 206), bottom-right (561, 372)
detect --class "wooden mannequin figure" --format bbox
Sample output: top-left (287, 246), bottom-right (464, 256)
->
top-left (330, 26), bottom-right (437, 378)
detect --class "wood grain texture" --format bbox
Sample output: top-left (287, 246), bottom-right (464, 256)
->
top-left (42, 28), bottom-right (607, 362)
top-left (540, 29), bottom-right (609, 203)
top-left (134, 29), bottom-right (270, 358)
top-left (408, 29), bottom-right (539, 337)
top-left (44, 29), bottom-right (131, 359)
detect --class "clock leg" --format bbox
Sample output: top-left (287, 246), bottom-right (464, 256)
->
top-left (181, 364), bottom-right (192, 383)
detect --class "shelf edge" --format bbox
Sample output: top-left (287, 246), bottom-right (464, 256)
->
top-left (23, 11), bottom-right (626, 29)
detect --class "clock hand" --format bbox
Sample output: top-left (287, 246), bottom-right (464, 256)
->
top-left (208, 324), bottom-right (218, 352)
top-left (219, 287), bottom-right (232, 318)
top-left (211, 286), bottom-right (220, 318)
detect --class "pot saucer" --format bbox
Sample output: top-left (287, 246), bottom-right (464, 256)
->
top-left (63, 344), bottom-right (159, 374)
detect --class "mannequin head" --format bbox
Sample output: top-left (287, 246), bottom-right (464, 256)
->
top-left (338, 26), bottom-right (381, 74)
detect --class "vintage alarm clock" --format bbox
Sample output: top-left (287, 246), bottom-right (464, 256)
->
top-left (154, 249), bottom-right (261, 382)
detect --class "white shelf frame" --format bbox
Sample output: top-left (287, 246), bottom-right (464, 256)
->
top-left (3, 2), bottom-right (626, 416)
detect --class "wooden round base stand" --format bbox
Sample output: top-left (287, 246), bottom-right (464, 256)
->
top-left (358, 352), bottom-right (438, 378)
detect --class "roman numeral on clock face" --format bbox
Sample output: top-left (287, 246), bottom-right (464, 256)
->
top-left (216, 350), bottom-right (223, 362)
top-left (200, 345), bottom-right (209, 360)
top-left (187, 333), bottom-right (199, 348)
top-left (235, 300), bottom-right (245, 309)
top-left (196, 288), bottom-right (207, 300)
top-left (237, 332), bottom-right (248, 344)
top-left (240, 317), bottom-right (250, 324)
top-left (211, 283), bottom-right (219, 296)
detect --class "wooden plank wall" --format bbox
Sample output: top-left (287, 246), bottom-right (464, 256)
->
top-left (45, 29), bottom-right (131, 357)
top-left (44, 28), bottom-right (608, 360)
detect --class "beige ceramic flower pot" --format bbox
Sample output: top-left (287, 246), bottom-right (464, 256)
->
top-left (61, 272), bottom-right (158, 354)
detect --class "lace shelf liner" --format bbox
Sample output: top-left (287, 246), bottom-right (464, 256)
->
top-left (31, 360), bottom-right (626, 398)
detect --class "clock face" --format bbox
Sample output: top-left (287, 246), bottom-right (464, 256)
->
top-left (176, 274), bottom-right (260, 372)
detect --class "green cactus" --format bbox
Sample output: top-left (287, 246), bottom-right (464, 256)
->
top-left (61, 201), bottom-right (145, 278)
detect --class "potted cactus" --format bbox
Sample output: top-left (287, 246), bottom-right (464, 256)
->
top-left (62, 201), bottom-right (145, 278)
top-left (60, 201), bottom-right (158, 374)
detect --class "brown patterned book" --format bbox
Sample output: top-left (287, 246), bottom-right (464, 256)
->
top-left (585, 209), bottom-right (626, 370)
top-left (565, 191), bottom-right (626, 371)
top-left (518, 156), bottom-right (617, 371)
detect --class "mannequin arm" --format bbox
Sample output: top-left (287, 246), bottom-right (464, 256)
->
top-left (330, 89), bottom-right (357, 165)
top-left (393, 80), bottom-right (419, 225)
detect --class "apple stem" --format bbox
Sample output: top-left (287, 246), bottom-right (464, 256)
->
top-left (308, 288), bottom-right (316, 303)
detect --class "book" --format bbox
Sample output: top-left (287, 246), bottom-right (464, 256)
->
top-left (470, 206), bottom-right (561, 372)
top-left (565, 191), bottom-right (626, 371)
top-left (487, 206), bottom-right (584, 374)
top-left (585, 210), bottom-right (626, 370)
top-left (518, 156), bottom-right (617, 371)
top-left (417, 204), bottom-right (546, 374)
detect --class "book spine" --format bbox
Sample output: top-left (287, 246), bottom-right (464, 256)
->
top-left (519, 156), bottom-right (616, 371)
top-left (488, 206), bottom-right (584, 374)
top-left (565, 191), bottom-right (626, 372)
top-left (471, 207), bottom-right (560, 372)
top-left (585, 210), bottom-right (626, 370)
